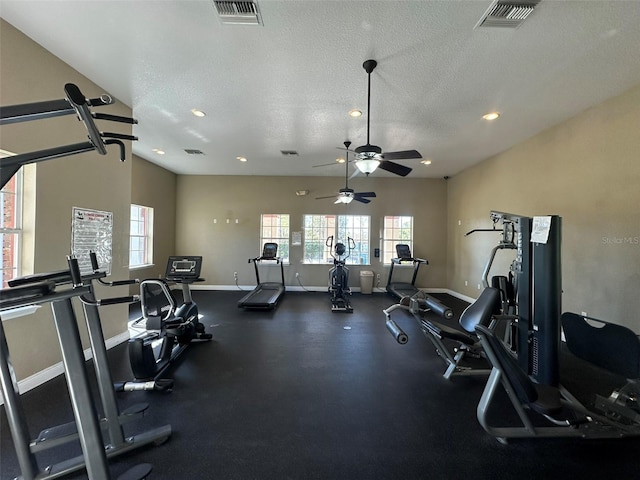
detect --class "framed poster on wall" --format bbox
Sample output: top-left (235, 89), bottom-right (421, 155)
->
top-left (71, 207), bottom-right (113, 275)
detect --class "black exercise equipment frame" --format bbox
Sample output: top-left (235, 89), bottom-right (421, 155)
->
top-left (326, 236), bottom-right (355, 313)
top-left (238, 243), bottom-right (286, 310)
top-left (386, 244), bottom-right (428, 300)
top-left (1, 257), bottom-right (164, 480)
top-left (1, 83), bottom-right (138, 189)
top-left (125, 256), bottom-right (212, 391)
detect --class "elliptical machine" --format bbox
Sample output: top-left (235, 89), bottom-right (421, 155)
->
top-left (123, 256), bottom-right (212, 391)
top-left (326, 235), bottom-right (355, 313)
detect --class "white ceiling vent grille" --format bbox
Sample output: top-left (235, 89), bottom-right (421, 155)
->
top-left (476, 0), bottom-right (541, 28)
top-left (184, 149), bottom-right (205, 155)
top-left (213, 1), bottom-right (263, 26)
top-left (280, 150), bottom-right (299, 156)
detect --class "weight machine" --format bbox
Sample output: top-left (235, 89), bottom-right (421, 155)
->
top-left (474, 211), bottom-right (640, 441)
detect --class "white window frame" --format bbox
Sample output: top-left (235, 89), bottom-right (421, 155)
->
top-left (0, 160), bottom-right (22, 288)
top-left (382, 216), bottom-right (413, 264)
top-left (303, 214), bottom-right (370, 265)
top-left (260, 214), bottom-right (290, 263)
top-left (129, 204), bottom-right (154, 269)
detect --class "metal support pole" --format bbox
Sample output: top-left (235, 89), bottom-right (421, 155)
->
top-left (50, 298), bottom-right (111, 480)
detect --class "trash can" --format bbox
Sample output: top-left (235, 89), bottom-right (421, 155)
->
top-left (360, 270), bottom-right (374, 294)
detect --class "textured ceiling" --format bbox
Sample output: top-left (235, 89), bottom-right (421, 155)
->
top-left (2, 1), bottom-right (640, 179)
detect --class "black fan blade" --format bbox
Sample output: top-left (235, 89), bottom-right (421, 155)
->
top-left (380, 160), bottom-right (412, 177)
top-left (353, 196), bottom-right (371, 204)
top-left (382, 150), bottom-right (422, 160)
top-left (355, 191), bottom-right (376, 198)
top-left (316, 195), bottom-right (338, 200)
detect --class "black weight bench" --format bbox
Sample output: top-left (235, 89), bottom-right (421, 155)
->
top-left (419, 287), bottom-right (502, 379)
top-left (385, 287), bottom-right (502, 379)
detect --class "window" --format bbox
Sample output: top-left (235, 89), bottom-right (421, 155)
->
top-left (303, 215), bottom-right (370, 265)
top-left (260, 214), bottom-right (290, 263)
top-left (129, 204), bottom-right (154, 268)
top-left (382, 216), bottom-right (413, 264)
top-left (1, 168), bottom-right (22, 288)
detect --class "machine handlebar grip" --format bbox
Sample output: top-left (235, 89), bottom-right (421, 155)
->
top-left (423, 295), bottom-right (454, 319)
top-left (109, 279), bottom-right (140, 286)
top-left (98, 295), bottom-right (138, 306)
top-left (89, 251), bottom-right (100, 271)
top-left (92, 112), bottom-right (137, 124)
top-left (67, 256), bottom-right (83, 287)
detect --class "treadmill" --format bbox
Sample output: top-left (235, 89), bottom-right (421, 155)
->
top-left (238, 242), bottom-right (285, 310)
top-left (386, 244), bottom-right (428, 300)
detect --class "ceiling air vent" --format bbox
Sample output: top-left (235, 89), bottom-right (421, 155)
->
top-left (213, 1), bottom-right (263, 26)
top-left (184, 149), bottom-right (205, 155)
top-left (476, 0), bottom-right (541, 29)
top-left (280, 150), bottom-right (299, 156)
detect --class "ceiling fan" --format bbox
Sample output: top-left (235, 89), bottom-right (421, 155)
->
top-left (316, 141), bottom-right (377, 204)
top-left (347, 59), bottom-right (422, 177)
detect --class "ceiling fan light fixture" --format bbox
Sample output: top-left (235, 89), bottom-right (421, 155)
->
top-left (335, 195), bottom-right (354, 204)
top-left (355, 158), bottom-right (380, 175)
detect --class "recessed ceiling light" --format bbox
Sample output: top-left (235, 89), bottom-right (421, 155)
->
top-left (349, 109), bottom-right (362, 118)
top-left (336, 157), bottom-right (346, 163)
top-left (482, 112), bottom-right (500, 121)
top-left (236, 156), bottom-right (247, 162)
top-left (152, 148), bottom-right (165, 155)
top-left (191, 109), bottom-right (206, 117)
top-left (420, 159), bottom-right (432, 165)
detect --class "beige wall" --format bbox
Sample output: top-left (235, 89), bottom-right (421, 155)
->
top-left (447, 83), bottom-right (640, 330)
top-left (175, 175), bottom-right (448, 289)
top-left (1, 19), bottom-right (133, 378)
top-left (130, 154), bottom-right (177, 282)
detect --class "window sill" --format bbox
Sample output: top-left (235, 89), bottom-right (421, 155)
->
top-left (129, 264), bottom-right (155, 271)
top-left (1, 305), bottom-right (40, 321)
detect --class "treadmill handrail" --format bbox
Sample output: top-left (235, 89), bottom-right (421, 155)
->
top-left (391, 256), bottom-right (428, 265)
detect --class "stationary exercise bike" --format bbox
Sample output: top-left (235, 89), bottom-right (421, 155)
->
top-left (326, 235), bottom-right (355, 313)
top-left (122, 256), bottom-right (212, 392)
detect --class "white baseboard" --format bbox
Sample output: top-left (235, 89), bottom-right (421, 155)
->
top-left (0, 330), bottom-right (130, 406)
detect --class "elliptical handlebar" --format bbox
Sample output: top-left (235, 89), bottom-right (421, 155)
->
top-left (326, 236), bottom-right (355, 263)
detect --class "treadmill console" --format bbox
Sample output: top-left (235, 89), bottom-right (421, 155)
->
top-left (261, 243), bottom-right (278, 260)
top-left (395, 244), bottom-right (413, 260)
top-left (165, 256), bottom-right (202, 281)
